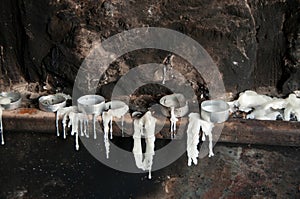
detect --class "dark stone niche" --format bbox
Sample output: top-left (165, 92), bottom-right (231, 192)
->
top-left (0, 0), bottom-right (299, 96)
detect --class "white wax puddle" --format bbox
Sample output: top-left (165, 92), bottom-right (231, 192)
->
top-left (186, 113), bottom-right (215, 166)
top-left (133, 111), bottom-right (156, 179)
top-left (232, 91), bottom-right (300, 121)
top-left (170, 106), bottom-right (178, 139)
top-left (235, 90), bottom-right (272, 112)
top-left (0, 107), bottom-right (4, 145)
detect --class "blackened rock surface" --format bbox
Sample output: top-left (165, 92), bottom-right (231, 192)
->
top-left (0, 0), bottom-right (27, 90)
top-left (0, 0), bottom-right (299, 95)
top-left (281, 0), bottom-right (300, 94)
top-left (251, 0), bottom-right (287, 89)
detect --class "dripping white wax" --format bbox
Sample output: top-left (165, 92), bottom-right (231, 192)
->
top-left (102, 111), bottom-right (111, 159)
top-left (186, 113), bottom-right (215, 165)
top-left (102, 101), bottom-right (129, 159)
top-left (0, 107), bottom-right (4, 145)
top-left (186, 113), bottom-right (201, 166)
top-left (199, 118), bottom-right (215, 158)
top-left (170, 106), bottom-right (178, 139)
top-left (56, 106), bottom-right (78, 137)
top-left (58, 106), bottom-right (90, 151)
top-left (234, 90), bottom-right (272, 112)
top-left (231, 91), bottom-right (300, 121)
top-left (132, 111), bottom-right (156, 179)
top-left (68, 112), bottom-right (80, 150)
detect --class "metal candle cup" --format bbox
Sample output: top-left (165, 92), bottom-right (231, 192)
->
top-left (159, 93), bottom-right (189, 117)
top-left (0, 91), bottom-right (22, 110)
top-left (201, 100), bottom-right (229, 123)
top-left (77, 95), bottom-right (105, 115)
top-left (39, 95), bottom-right (67, 112)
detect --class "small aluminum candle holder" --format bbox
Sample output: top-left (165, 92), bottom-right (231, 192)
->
top-left (77, 95), bottom-right (105, 115)
top-left (0, 91), bottom-right (22, 110)
top-left (39, 94), bottom-right (67, 112)
top-left (201, 100), bottom-right (230, 123)
top-left (159, 93), bottom-right (189, 117)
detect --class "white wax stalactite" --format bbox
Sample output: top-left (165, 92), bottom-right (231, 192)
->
top-left (102, 111), bottom-right (111, 159)
top-left (68, 112), bottom-right (80, 150)
top-left (56, 106), bottom-right (78, 137)
top-left (59, 108), bottom-right (90, 151)
top-left (162, 64), bottom-right (166, 85)
top-left (132, 111), bottom-right (156, 179)
top-left (84, 119), bottom-right (89, 137)
top-left (186, 113), bottom-right (215, 166)
top-left (109, 115), bottom-right (113, 139)
top-left (0, 106), bottom-right (4, 145)
top-left (170, 106), bottom-right (178, 139)
top-left (121, 115), bottom-right (124, 137)
top-left (102, 101), bottom-right (129, 159)
top-left (77, 113), bottom-right (89, 137)
top-left (186, 113), bottom-right (201, 166)
top-left (93, 114), bottom-right (99, 139)
top-left (199, 117), bottom-right (215, 157)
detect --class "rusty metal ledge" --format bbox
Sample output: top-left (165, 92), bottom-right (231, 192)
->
top-left (2, 108), bottom-right (300, 146)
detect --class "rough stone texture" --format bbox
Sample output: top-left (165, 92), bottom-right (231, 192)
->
top-left (0, 0), bottom-right (299, 96)
top-left (0, 132), bottom-right (299, 198)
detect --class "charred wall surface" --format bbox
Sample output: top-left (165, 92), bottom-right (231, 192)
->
top-left (0, 0), bottom-right (299, 95)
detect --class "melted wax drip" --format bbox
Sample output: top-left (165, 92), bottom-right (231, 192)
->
top-left (0, 107), bottom-right (4, 145)
top-left (170, 107), bottom-right (178, 139)
top-left (162, 65), bottom-right (166, 85)
top-left (186, 113), bottom-right (200, 166)
top-left (231, 90), bottom-right (300, 121)
top-left (133, 111), bottom-right (156, 179)
top-left (121, 115), bottom-right (124, 137)
top-left (56, 106), bottom-right (91, 151)
top-left (57, 106), bottom-right (75, 136)
top-left (93, 114), bottom-right (98, 139)
top-left (102, 111), bottom-right (111, 159)
top-left (102, 102), bottom-right (129, 159)
top-left (186, 113), bottom-right (215, 166)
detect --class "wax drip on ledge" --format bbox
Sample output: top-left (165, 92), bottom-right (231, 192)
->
top-left (186, 112), bottom-right (215, 166)
top-left (159, 93), bottom-right (189, 139)
top-left (102, 100), bottom-right (129, 159)
top-left (132, 111), bottom-right (156, 179)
